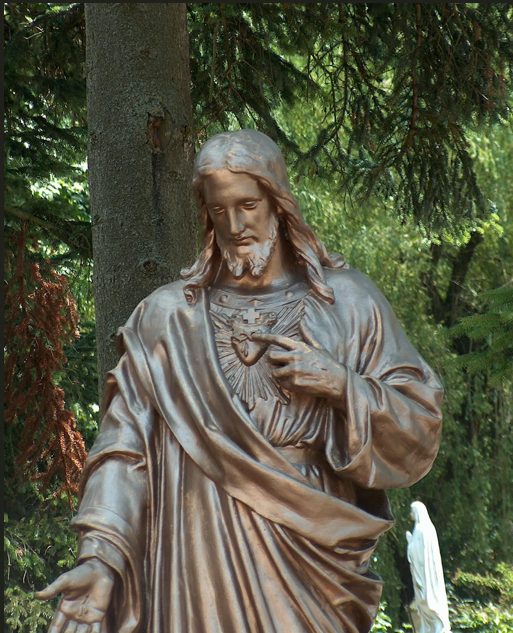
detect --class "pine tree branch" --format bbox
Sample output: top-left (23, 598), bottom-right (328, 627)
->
top-left (404, 4), bottom-right (422, 151)
top-left (443, 231), bottom-right (484, 327)
top-left (6, 206), bottom-right (68, 240)
top-left (421, 242), bottom-right (445, 323)
top-left (6, 206), bottom-right (92, 259)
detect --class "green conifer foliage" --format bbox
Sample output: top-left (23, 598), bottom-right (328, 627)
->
top-left (453, 285), bottom-right (513, 383)
top-left (189, 3), bottom-right (513, 230)
top-left (5, 3), bottom-right (91, 257)
top-left (4, 4), bottom-right (513, 631)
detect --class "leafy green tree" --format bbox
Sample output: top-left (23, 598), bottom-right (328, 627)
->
top-left (4, 3), bottom-right (513, 631)
top-left (189, 3), bottom-right (513, 230)
top-left (4, 6), bottom-right (93, 630)
top-left (5, 3), bottom-right (89, 256)
top-left (453, 284), bottom-right (513, 383)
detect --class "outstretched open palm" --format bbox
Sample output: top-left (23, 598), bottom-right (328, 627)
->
top-left (36, 559), bottom-right (115, 633)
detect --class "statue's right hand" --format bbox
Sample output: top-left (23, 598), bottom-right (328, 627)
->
top-left (36, 558), bottom-right (115, 633)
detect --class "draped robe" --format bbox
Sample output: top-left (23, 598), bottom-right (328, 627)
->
top-left (71, 267), bottom-right (443, 633)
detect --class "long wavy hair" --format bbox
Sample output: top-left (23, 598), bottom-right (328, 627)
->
top-left (180, 130), bottom-right (345, 304)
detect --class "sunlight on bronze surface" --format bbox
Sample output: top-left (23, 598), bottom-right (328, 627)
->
top-left (38, 130), bottom-right (443, 633)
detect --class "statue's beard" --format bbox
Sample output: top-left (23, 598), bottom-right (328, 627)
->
top-left (220, 218), bottom-right (279, 280)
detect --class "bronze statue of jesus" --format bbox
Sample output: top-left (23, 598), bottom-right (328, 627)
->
top-left (38, 129), bottom-right (443, 633)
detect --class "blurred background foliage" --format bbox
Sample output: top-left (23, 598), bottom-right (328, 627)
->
top-left (4, 3), bottom-right (513, 631)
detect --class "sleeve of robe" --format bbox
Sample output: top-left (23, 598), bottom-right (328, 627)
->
top-left (70, 346), bottom-right (154, 632)
top-left (325, 271), bottom-right (444, 490)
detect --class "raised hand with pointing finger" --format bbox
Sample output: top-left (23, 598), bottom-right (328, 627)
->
top-left (36, 558), bottom-right (115, 633)
top-left (252, 323), bottom-right (348, 404)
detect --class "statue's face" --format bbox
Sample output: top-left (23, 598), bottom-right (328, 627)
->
top-left (203, 169), bottom-right (279, 279)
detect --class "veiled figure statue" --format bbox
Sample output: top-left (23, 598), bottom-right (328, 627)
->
top-left (406, 501), bottom-right (451, 633)
top-left (38, 130), bottom-right (443, 633)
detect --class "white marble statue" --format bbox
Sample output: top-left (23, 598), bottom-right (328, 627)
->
top-left (406, 501), bottom-right (451, 633)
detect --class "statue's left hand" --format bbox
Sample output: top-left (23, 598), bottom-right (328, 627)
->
top-left (253, 324), bottom-right (347, 401)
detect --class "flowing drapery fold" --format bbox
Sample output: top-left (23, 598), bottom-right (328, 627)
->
top-left (72, 268), bottom-right (442, 632)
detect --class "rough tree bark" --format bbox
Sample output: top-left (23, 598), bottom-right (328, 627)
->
top-left (85, 3), bottom-right (195, 394)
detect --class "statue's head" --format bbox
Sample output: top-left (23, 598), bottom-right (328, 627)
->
top-left (192, 129), bottom-right (292, 199)
top-left (181, 129), bottom-right (344, 303)
top-left (410, 501), bottom-right (430, 525)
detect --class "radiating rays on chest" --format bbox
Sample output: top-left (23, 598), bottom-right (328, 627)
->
top-left (209, 285), bottom-right (308, 410)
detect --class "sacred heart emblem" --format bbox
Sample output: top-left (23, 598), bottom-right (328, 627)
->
top-left (210, 292), bottom-right (305, 408)
top-left (229, 310), bottom-right (277, 366)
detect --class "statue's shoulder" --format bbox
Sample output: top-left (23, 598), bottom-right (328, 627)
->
top-left (124, 279), bottom-right (189, 332)
top-left (324, 265), bottom-right (386, 307)
top-left (142, 278), bottom-right (189, 311)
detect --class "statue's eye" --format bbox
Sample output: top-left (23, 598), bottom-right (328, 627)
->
top-left (211, 206), bottom-right (224, 215)
top-left (241, 201), bottom-right (258, 210)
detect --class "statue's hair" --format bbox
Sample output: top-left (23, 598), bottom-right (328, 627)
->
top-left (180, 130), bottom-right (345, 304)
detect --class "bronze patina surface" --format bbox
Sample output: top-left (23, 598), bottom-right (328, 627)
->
top-left (38, 129), bottom-right (443, 633)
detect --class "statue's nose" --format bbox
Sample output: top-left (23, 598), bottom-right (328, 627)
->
top-left (227, 209), bottom-right (244, 236)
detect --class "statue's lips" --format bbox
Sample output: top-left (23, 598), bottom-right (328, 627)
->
top-left (231, 235), bottom-right (253, 245)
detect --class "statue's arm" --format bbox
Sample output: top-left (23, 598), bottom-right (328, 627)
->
top-left (38, 348), bottom-right (153, 631)
top-left (257, 274), bottom-right (442, 490)
top-left (71, 382), bottom-right (152, 574)
top-left (330, 277), bottom-right (444, 489)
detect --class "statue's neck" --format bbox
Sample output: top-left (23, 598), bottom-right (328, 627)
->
top-left (213, 234), bottom-right (304, 295)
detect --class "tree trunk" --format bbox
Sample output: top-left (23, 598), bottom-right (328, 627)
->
top-left (85, 3), bottom-right (195, 395)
